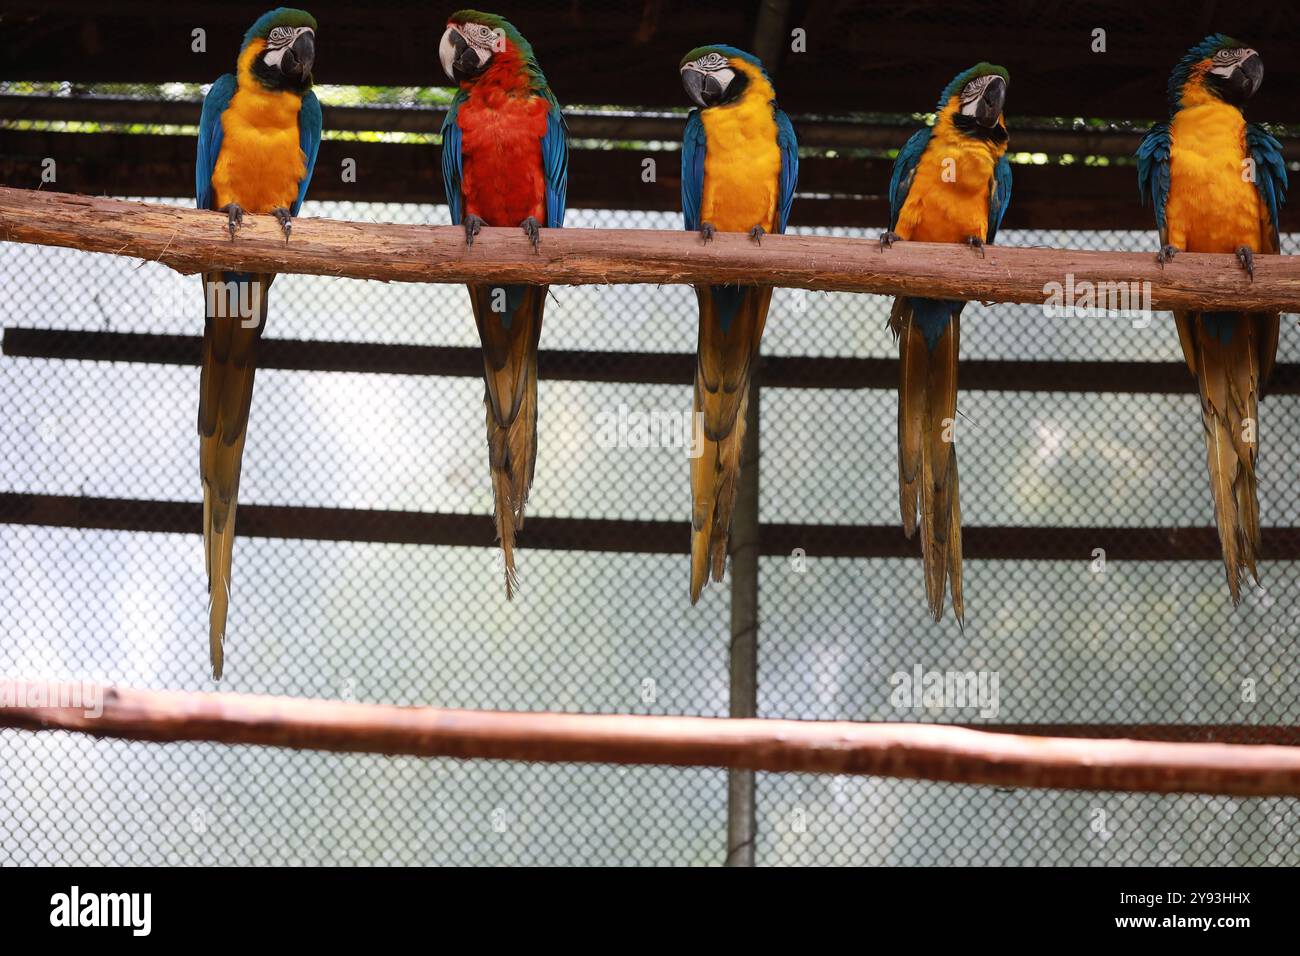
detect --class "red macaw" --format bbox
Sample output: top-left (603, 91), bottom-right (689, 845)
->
top-left (439, 10), bottom-right (567, 597)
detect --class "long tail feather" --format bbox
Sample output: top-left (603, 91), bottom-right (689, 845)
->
top-left (470, 283), bottom-right (545, 598)
top-left (198, 271), bottom-right (271, 678)
top-left (689, 285), bottom-right (769, 603)
top-left (892, 297), bottom-right (963, 624)
top-left (1181, 311), bottom-right (1271, 603)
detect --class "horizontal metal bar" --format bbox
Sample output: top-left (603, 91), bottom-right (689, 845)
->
top-left (13, 94), bottom-right (1289, 160)
top-left (7, 327), bottom-right (1300, 395)
top-left (2, 492), bottom-right (1298, 561)
top-left (1, 130), bottom-right (1192, 229)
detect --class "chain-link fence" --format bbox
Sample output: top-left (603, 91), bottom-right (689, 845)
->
top-left (2, 79), bottom-right (1299, 864)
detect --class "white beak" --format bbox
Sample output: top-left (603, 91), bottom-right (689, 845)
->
top-left (438, 27), bottom-right (458, 82)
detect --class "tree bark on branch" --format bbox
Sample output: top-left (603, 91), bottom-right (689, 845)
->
top-left (3, 681), bottom-right (1300, 796)
top-left (3, 187), bottom-right (1299, 312)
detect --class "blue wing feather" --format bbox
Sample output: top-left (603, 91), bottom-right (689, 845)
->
top-left (1136, 122), bottom-right (1172, 240)
top-left (440, 93), bottom-right (466, 225)
top-left (195, 74), bottom-right (236, 210)
top-left (986, 153), bottom-right (1013, 245)
top-left (1247, 123), bottom-right (1288, 253)
top-left (681, 109), bottom-right (706, 232)
top-left (888, 127), bottom-right (930, 230)
top-left (292, 90), bottom-right (323, 217)
top-left (541, 95), bottom-right (568, 229)
top-left (774, 107), bottom-right (798, 234)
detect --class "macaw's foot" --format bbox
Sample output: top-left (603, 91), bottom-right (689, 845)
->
top-left (749, 224), bottom-right (766, 245)
top-left (1156, 244), bottom-right (1180, 268)
top-left (966, 235), bottom-right (985, 258)
top-left (699, 221), bottom-right (716, 243)
top-left (463, 214), bottom-right (485, 246)
top-left (270, 207), bottom-right (293, 243)
top-left (520, 216), bottom-right (542, 252)
top-left (879, 230), bottom-right (901, 251)
top-left (1236, 245), bottom-right (1255, 281)
top-left (219, 203), bottom-right (245, 241)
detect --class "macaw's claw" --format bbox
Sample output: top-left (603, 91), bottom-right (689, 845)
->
top-left (1236, 245), bottom-right (1255, 281)
top-left (464, 214), bottom-right (485, 247)
top-left (270, 207), bottom-right (293, 243)
top-left (220, 203), bottom-right (245, 241)
top-left (700, 222), bottom-right (716, 243)
top-left (521, 216), bottom-right (542, 252)
top-left (749, 224), bottom-right (766, 245)
top-left (879, 230), bottom-right (901, 251)
top-left (1156, 244), bottom-right (1180, 268)
top-left (966, 235), bottom-right (985, 258)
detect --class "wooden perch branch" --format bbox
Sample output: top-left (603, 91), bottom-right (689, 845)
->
top-left (4, 681), bottom-right (1300, 796)
top-left (3, 187), bottom-right (1300, 311)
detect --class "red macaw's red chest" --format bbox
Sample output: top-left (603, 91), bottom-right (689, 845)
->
top-left (456, 73), bottom-right (551, 227)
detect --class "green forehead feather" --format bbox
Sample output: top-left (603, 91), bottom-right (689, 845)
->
top-left (938, 62), bottom-right (1009, 107)
top-left (451, 9), bottom-right (532, 55)
top-left (680, 44), bottom-right (765, 73)
top-left (243, 7), bottom-right (317, 49)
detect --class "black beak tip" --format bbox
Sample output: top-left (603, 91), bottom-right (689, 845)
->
top-left (1242, 54), bottom-right (1263, 93)
top-left (681, 69), bottom-right (706, 108)
top-left (977, 78), bottom-right (1006, 126)
top-left (287, 33), bottom-right (314, 78)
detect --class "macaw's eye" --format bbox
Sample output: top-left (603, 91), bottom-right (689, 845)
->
top-left (269, 26), bottom-right (293, 43)
top-left (1214, 48), bottom-right (1241, 64)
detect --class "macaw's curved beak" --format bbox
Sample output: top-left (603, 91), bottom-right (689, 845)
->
top-left (681, 67), bottom-right (726, 108)
top-left (681, 67), bottom-right (707, 108)
top-left (282, 30), bottom-right (315, 80)
top-left (975, 75), bottom-right (1006, 127)
top-left (1235, 52), bottom-right (1263, 99)
top-left (440, 27), bottom-right (486, 83)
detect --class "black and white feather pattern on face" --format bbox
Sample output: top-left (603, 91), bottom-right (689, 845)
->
top-left (438, 21), bottom-right (503, 81)
top-left (263, 26), bottom-right (313, 69)
top-left (682, 53), bottom-right (736, 99)
top-left (959, 74), bottom-right (996, 115)
top-left (1209, 46), bottom-right (1256, 76)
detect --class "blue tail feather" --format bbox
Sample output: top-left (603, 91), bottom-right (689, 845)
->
top-left (906, 297), bottom-right (963, 350)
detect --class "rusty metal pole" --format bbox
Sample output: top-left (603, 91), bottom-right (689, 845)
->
top-left (725, 372), bottom-right (761, 866)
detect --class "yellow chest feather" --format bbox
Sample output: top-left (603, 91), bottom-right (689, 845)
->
top-left (210, 45), bottom-right (307, 213)
top-left (895, 112), bottom-right (1003, 244)
top-left (699, 80), bottom-right (782, 233)
top-left (1166, 100), bottom-right (1263, 253)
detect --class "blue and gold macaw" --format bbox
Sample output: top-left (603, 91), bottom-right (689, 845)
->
top-left (1138, 36), bottom-right (1286, 603)
top-left (195, 7), bottom-right (322, 677)
top-left (439, 10), bottom-right (568, 597)
top-left (679, 45), bottom-right (797, 602)
top-left (881, 64), bottom-right (1012, 625)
